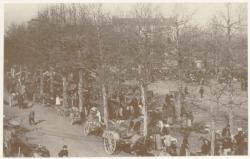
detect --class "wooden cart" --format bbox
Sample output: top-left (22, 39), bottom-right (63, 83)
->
top-left (102, 82), bottom-right (154, 155)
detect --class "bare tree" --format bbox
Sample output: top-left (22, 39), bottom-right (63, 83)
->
top-left (171, 4), bottom-right (197, 121)
top-left (88, 4), bottom-right (110, 126)
top-left (214, 3), bottom-right (245, 133)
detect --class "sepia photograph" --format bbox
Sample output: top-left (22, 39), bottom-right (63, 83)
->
top-left (2, 1), bottom-right (248, 157)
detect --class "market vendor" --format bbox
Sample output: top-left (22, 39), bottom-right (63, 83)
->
top-left (55, 95), bottom-right (61, 105)
top-left (126, 105), bottom-right (135, 119)
top-left (234, 128), bottom-right (245, 155)
top-left (88, 107), bottom-right (101, 122)
top-left (116, 106), bottom-right (125, 120)
top-left (162, 125), bottom-right (172, 148)
top-left (200, 137), bottom-right (211, 155)
top-left (125, 121), bottom-right (144, 154)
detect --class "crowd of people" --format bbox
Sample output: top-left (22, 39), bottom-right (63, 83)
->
top-left (7, 71), bottom-right (29, 109)
top-left (5, 66), bottom-right (248, 156)
top-left (150, 122), bottom-right (248, 156)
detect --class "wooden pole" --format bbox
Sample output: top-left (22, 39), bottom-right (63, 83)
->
top-left (140, 82), bottom-right (147, 136)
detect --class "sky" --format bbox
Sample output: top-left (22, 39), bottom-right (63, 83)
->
top-left (4, 3), bottom-right (247, 30)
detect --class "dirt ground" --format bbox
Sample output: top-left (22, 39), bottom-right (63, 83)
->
top-left (4, 97), bottom-right (131, 157)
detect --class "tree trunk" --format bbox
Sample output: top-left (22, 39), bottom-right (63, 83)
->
top-left (96, 20), bottom-right (107, 127)
top-left (175, 89), bottom-right (182, 122)
top-left (40, 70), bottom-right (44, 104)
top-left (11, 67), bottom-right (15, 78)
top-left (50, 68), bottom-right (54, 95)
top-left (225, 4), bottom-right (234, 134)
top-left (229, 96), bottom-right (234, 134)
top-left (78, 69), bottom-right (84, 114)
top-left (25, 71), bottom-right (28, 81)
top-left (63, 76), bottom-right (68, 107)
top-left (210, 99), bottom-right (215, 155)
top-left (176, 25), bottom-right (183, 122)
top-left (20, 65), bottom-right (22, 74)
top-left (140, 82), bottom-right (147, 136)
top-left (102, 84), bottom-right (108, 127)
top-left (211, 119), bottom-right (215, 156)
top-left (40, 70), bottom-right (44, 96)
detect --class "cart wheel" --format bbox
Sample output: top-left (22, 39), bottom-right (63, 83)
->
top-left (103, 133), bottom-right (117, 155)
top-left (83, 123), bottom-right (90, 136)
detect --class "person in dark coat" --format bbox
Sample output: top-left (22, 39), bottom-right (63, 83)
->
top-left (169, 140), bottom-right (178, 156)
top-left (119, 90), bottom-right (125, 105)
top-left (126, 105), bottom-right (135, 119)
top-left (131, 97), bottom-right (139, 118)
top-left (221, 124), bottom-right (233, 155)
top-left (222, 136), bottom-right (233, 155)
top-left (58, 145), bottom-right (68, 157)
top-left (201, 138), bottom-right (211, 155)
top-left (180, 136), bottom-right (190, 156)
top-left (234, 128), bottom-right (245, 155)
top-left (222, 124), bottom-right (231, 138)
top-left (117, 106), bottom-right (125, 120)
top-left (29, 110), bottom-right (35, 125)
top-left (35, 144), bottom-right (50, 157)
top-left (162, 94), bottom-right (176, 124)
top-left (199, 86), bottom-right (204, 98)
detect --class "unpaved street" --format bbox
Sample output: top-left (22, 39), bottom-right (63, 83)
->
top-left (4, 98), bottom-right (130, 157)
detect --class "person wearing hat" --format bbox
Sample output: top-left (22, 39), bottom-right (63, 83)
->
top-left (199, 86), bottom-right (204, 98)
top-left (29, 110), bottom-right (35, 125)
top-left (89, 107), bottom-right (101, 122)
top-left (58, 145), bottom-right (68, 157)
top-left (162, 126), bottom-right (176, 154)
top-left (234, 128), bottom-right (245, 155)
top-left (138, 104), bottom-right (143, 116)
top-left (220, 124), bottom-right (232, 155)
top-left (34, 144), bottom-right (50, 157)
top-left (123, 121), bottom-right (143, 155)
top-left (200, 137), bottom-right (211, 156)
top-left (131, 97), bottom-right (140, 117)
top-left (200, 138), bottom-right (211, 155)
top-left (168, 138), bottom-right (178, 156)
